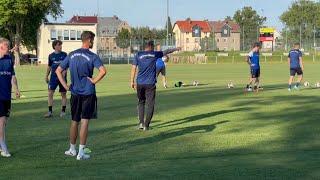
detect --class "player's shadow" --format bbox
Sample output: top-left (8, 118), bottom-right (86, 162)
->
top-left (153, 107), bottom-right (248, 129)
top-left (96, 120), bottom-right (229, 154)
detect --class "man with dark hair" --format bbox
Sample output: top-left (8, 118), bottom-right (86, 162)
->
top-left (56, 31), bottom-right (107, 160)
top-left (131, 41), bottom-right (180, 131)
top-left (0, 37), bottom-right (20, 157)
top-left (288, 43), bottom-right (304, 91)
top-left (45, 40), bottom-right (68, 118)
top-left (246, 42), bottom-right (262, 92)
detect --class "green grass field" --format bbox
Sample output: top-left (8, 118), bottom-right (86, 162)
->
top-left (1, 62), bottom-right (320, 179)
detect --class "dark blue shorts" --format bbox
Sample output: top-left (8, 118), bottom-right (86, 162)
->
top-left (290, 68), bottom-right (303, 76)
top-left (250, 69), bottom-right (260, 78)
top-left (48, 78), bottom-right (67, 92)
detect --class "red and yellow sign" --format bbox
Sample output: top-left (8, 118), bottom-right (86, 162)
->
top-left (259, 28), bottom-right (275, 42)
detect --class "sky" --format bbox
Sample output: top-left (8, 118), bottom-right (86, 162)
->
top-left (48, 0), bottom-right (294, 31)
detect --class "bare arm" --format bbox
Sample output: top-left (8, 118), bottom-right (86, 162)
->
top-left (246, 56), bottom-right (251, 65)
top-left (130, 65), bottom-right (137, 89)
top-left (87, 66), bottom-right (107, 84)
top-left (45, 66), bottom-right (51, 83)
top-left (299, 57), bottom-right (304, 71)
top-left (163, 47), bottom-right (181, 55)
top-left (12, 75), bottom-right (20, 98)
top-left (288, 58), bottom-right (291, 68)
top-left (56, 66), bottom-right (69, 90)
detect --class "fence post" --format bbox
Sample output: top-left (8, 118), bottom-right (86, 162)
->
top-left (264, 56), bottom-right (267, 63)
top-left (215, 56), bottom-right (218, 64)
top-left (108, 57), bottom-right (111, 66)
top-left (313, 55), bottom-right (315, 62)
top-left (128, 56), bottom-right (130, 64)
top-left (232, 56), bottom-right (235, 64)
top-left (281, 55), bottom-right (283, 63)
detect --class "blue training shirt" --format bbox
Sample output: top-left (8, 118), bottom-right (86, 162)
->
top-left (48, 51), bottom-right (67, 79)
top-left (248, 51), bottom-right (260, 70)
top-left (156, 57), bottom-right (166, 70)
top-left (133, 51), bottom-right (164, 85)
top-left (59, 48), bottom-right (104, 95)
top-left (0, 55), bottom-right (15, 100)
top-left (288, 49), bottom-right (302, 68)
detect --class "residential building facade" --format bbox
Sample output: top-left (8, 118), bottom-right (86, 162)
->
top-left (37, 22), bottom-right (98, 64)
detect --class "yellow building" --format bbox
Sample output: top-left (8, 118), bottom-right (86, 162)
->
top-left (37, 22), bottom-right (98, 64)
top-left (173, 19), bottom-right (212, 51)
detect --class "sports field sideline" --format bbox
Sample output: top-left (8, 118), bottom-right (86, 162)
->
top-left (1, 62), bottom-right (320, 179)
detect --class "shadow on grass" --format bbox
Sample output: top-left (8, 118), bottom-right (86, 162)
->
top-left (95, 120), bottom-right (229, 154)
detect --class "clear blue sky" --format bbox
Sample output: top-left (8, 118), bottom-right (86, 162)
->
top-left (49, 0), bottom-right (293, 31)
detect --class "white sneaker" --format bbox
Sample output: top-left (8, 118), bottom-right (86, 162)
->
top-left (76, 153), bottom-right (90, 160)
top-left (288, 88), bottom-right (292, 92)
top-left (60, 112), bottom-right (66, 118)
top-left (1, 151), bottom-right (11, 158)
top-left (65, 149), bottom-right (77, 157)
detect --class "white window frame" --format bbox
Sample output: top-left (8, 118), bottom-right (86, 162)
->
top-left (70, 30), bottom-right (76, 40)
top-left (64, 30), bottom-right (70, 41)
top-left (50, 30), bottom-right (57, 40)
top-left (57, 30), bottom-right (63, 40)
top-left (77, 30), bottom-right (82, 40)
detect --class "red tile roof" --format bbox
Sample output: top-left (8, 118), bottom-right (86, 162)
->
top-left (68, 16), bottom-right (98, 24)
top-left (175, 20), bottom-right (212, 33)
top-left (209, 20), bottom-right (240, 33)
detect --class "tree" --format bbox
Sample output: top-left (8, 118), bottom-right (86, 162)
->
top-left (0, 0), bottom-right (63, 65)
top-left (280, 0), bottom-right (320, 49)
top-left (233, 6), bottom-right (266, 51)
top-left (225, 16), bottom-right (233, 21)
top-left (116, 28), bottom-right (131, 56)
top-left (116, 28), bottom-right (131, 49)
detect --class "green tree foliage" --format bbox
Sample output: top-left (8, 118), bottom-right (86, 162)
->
top-left (116, 28), bottom-right (131, 49)
top-left (233, 6), bottom-right (266, 50)
top-left (0, 0), bottom-right (63, 65)
top-left (280, 0), bottom-right (320, 49)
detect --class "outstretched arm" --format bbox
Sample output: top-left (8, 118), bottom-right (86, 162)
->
top-left (163, 47), bottom-right (181, 55)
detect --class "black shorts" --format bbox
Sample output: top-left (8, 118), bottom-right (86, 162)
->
top-left (48, 79), bottom-right (67, 93)
top-left (290, 68), bottom-right (303, 76)
top-left (156, 67), bottom-right (166, 77)
top-left (70, 94), bottom-right (97, 122)
top-left (0, 100), bottom-right (11, 117)
top-left (250, 69), bottom-right (260, 78)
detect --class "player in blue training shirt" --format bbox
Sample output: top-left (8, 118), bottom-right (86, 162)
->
top-left (0, 38), bottom-right (20, 158)
top-left (131, 41), bottom-right (180, 131)
top-left (288, 43), bottom-right (304, 91)
top-left (155, 44), bottom-right (181, 88)
top-left (45, 40), bottom-right (68, 118)
top-left (56, 31), bottom-right (107, 160)
top-left (246, 42), bottom-right (262, 92)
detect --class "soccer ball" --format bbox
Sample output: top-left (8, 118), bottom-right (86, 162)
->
top-left (315, 82), bottom-right (320, 88)
top-left (304, 81), bottom-right (310, 87)
top-left (227, 81), bottom-right (234, 88)
top-left (193, 81), bottom-right (199, 86)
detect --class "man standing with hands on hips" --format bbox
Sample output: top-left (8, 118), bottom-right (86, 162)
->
top-left (56, 31), bottom-right (107, 160)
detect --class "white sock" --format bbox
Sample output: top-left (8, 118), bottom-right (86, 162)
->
top-left (79, 144), bottom-right (86, 155)
top-left (70, 143), bottom-right (76, 151)
top-left (0, 141), bottom-right (8, 153)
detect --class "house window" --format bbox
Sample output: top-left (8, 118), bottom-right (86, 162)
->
top-left (114, 47), bottom-right (117, 50)
top-left (70, 30), bottom-right (76, 40)
top-left (195, 38), bottom-right (199, 43)
top-left (186, 38), bottom-right (189, 43)
top-left (223, 38), bottom-right (227, 42)
top-left (77, 30), bottom-right (82, 40)
top-left (50, 30), bottom-right (57, 40)
top-left (64, 30), bottom-right (70, 40)
top-left (224, 29), bottom-right (228, 35)
top-left (57, 30), bottom-right (63, 40)
top-left (217, 39), bottom-right (220, 42)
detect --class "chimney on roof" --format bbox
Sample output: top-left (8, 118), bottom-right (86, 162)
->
top-left (113, 15), bottom-right (119, 20)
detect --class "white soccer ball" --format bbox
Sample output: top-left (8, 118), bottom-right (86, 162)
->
top-left (315, 82), bottom-right (320, 88)
top-left (304, 81), bottom-right (310, 87)
top-left (193, 81), bottom-right (199, 86)
top-left (227, 82), bottom-right (234, 88)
